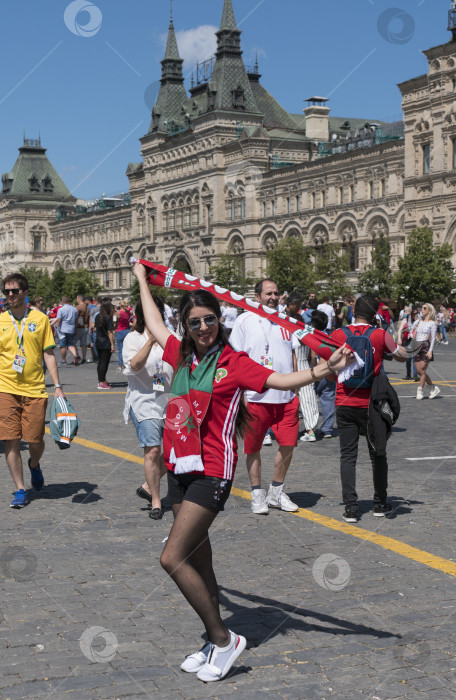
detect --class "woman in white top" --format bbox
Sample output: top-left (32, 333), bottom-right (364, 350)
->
top-left (123, 297), bottom-right (174, 518)
top-left (411, 303), bottom-right (440, 401)
top-left (220, 302), bottom-right (238, 337)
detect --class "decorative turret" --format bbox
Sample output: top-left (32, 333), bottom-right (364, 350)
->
top-left (208, 0), bottom-right (260, 115)
top-left (148, 2), bottom-right (189, 134)
top-left (449, 0), bottom-right (456, 41)
top-left (1, 137), bottom-right (75, 204)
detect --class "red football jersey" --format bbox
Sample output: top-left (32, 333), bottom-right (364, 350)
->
top-left (163, 335), bottom-right (273, 479)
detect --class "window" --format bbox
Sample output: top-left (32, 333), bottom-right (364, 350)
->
top-left (272, 200), bottom-right (275, 216)
top-left (296, 196), bottom-right (300, 212)
top-left (33, 235), bottom-right (41, 252)
top-left (381, 179), bottom-right (386, 196)
top-left (287, 197), bottom-right (290, 213)
top-left (231, 200), bottom-right (235, 221)
top-left (263, 201), bottom-right (267, 217)
top-left (453, 138), bottom-right (456, 169)
top-left (241, 199), bottom-right (245, 220)
top-left (311, 192), bottom-right (316, 209)
top-left (338, 187), bottom-right (343, 204)
top-left (423, 144), bottom-right (431, 174)
top-left (349, 185), bottom-right (354, 202)
top-left (369, 181), bottom-right (374, 199)
top-left (321, 191), bottom-right (326, 208)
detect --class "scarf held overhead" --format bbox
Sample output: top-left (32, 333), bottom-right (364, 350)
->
top-left (132, 258), bottom-right (349, 361)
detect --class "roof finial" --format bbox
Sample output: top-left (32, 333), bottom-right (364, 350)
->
top-left (449, 0), bottom-right (456, 40)
top-left (170, 0), bottom-right (173, 23)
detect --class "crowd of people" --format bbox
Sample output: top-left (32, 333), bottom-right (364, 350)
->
top-left (0, 267), bottom-right (452, 682)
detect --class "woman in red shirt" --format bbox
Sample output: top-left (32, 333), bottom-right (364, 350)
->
top-left (115, 299), bottom-right (132, 371)
top-left (134, 263), bottom-right (352, 682)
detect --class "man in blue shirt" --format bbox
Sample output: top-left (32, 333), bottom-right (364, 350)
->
top-left (56, 297), bottom-right (78, 366)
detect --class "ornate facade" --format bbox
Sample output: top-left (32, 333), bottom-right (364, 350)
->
top-left (1, 0), bottom-right (456, 296)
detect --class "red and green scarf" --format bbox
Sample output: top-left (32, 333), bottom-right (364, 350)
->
top-left (168, 347), bottom-right (222, 474)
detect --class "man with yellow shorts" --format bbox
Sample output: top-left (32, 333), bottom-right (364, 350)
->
top-left (0, 272), bottom-right (65, 508)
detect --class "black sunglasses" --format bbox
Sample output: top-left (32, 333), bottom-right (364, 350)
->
top-left (2, 288), bottom-right (21, 296)
top-left (188, 314), bottom-right (218, 331)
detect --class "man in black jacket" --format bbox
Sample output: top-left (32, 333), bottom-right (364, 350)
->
top-left (331, 296), bottom-right (408, 523)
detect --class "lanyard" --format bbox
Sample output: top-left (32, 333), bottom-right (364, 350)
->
top-left (9, 310), bottom-right (28, 351)
top-left (259, 318), bottom-right (273, 354)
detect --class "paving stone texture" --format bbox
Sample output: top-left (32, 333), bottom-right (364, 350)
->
top-left (0, 341), bottom-right (455, 699)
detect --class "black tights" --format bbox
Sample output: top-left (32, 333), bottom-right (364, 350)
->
top-left (160, 501), bottom-right (230, 647)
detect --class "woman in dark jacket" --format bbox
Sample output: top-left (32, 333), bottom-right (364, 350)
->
top-left (95, 299), bottom-right (115, 390)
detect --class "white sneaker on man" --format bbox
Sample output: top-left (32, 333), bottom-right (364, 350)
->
top-left (416, 387), bottom-right (424, 400)
top-left (429, 385), bottom-right (441, 399)
top-left (266, 484), bottom-right (299, 512)
top-left (300, 432), bottom-right (316, 443)
top-left (251, 488), bottom-right (269, 514)
top-left (262, 434), bottom-right (272, 446)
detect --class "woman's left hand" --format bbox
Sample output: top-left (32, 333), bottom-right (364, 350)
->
top-left (328, 343), bottom-right (355, 372)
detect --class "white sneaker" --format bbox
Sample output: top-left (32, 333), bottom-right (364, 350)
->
top-left (181, 641), bottom-right (212, 673)
top-left (443, 341), bottom-right (449, 345)
top-left (416, 387), bottom-right (424, 400)
top-left (300, 432), bottom-right (316, 442)
top-left (266, 484), bottom-right (299, 512)
top-left (196, 632), bottom-right (246, 682)
top-left (262, 434), bottom-right (272, 446)
top-left (251, 488), bottom-right (269, 514)
top-left (429, 385), bottom-right (441, 400)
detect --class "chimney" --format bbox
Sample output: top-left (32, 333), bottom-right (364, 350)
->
top-left (304, 97), bottom-right (330, 141)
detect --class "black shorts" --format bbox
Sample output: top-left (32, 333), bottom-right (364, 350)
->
top-left (167, 472), bottom-right (232, 513)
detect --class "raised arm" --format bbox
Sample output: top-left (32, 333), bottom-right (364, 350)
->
top-left (133, 263), bottom-right (171, 350)
top-left (265, 343), bottom-right (353, 391)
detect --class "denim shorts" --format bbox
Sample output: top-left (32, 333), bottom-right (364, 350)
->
top-left (129, 407), bottom-right (164, 448)
top-left (59, 332), bottom-right (75, 348)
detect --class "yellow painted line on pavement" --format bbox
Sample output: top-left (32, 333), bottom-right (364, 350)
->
top-left (390, 381), bottom-right (456, 386)
top-left (230, 488), bottom-right (456, 579)
top-left (44, 428), bottom-right (143, 464)
top-left (44, 430), bottom-right (456, 579)
top-left (59, 391), bottom-right (127, 395)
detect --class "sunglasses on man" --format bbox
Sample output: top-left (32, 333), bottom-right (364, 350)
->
top-left (188, 314), bottom-right (218, 331)
top-left (2, 288), bottom-right (22, 296)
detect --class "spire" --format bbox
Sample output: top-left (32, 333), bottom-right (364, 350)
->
top-left (220, 0), bottom-right (237, 31)
top-left (148, 2), bottom-right (189, 134)
top-left (205, 0), bottom-right (260, 115)
top-left (164, 6), bottom-right (180, 61)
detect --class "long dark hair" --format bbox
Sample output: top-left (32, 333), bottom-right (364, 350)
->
top-left (97, 299), bottom-right (114, 328)
top-left (135, 296), bottom-right (165, 334)
top-left (178, 289), bottom-right (251, 437)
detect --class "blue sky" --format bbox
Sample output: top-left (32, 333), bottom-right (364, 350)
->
top-left (0, 0), bottom-right (451, 200)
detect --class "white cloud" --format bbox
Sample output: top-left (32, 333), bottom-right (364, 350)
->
top-left (161, 25), bottom-right (218, 70)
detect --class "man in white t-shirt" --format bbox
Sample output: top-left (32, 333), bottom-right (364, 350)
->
top-left (230, 279), bottom-right (300, 515)
top-left (317, 296), bottom-right (335, 333)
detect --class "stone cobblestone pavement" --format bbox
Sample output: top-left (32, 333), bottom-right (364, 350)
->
top-left (1, 341), bottom-right (456, 699)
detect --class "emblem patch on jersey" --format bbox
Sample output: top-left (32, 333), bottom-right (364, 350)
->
top-left (215, 368), bottom-right (228, 383)
top-left (27, 323), bottom-right (37, 332)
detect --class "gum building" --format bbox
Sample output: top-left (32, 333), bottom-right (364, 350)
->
top-left (1, 0), bottom-right (456, 296)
